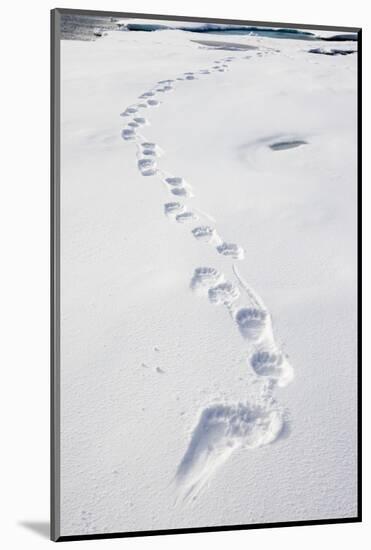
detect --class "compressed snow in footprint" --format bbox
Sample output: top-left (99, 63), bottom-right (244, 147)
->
top-left (140, 142), bottom-right (162, 157)
top-left (249, 344), bottom-right (294, 387)
top-left (164, 202), bottom-right (186, 217)
top-left (176, 211), bottom-right (198, 223)
top-left (208, 281), bottom-right (240, 305)
top-left (137, 158), bottom-right (157, 176)
top-left (190, 267), bottom-right (224, 293)
top-left (121, 128), bottom-right (136, 141)
top-left (217, 242), bottom-right (244, 260)
top-left (192, 226), bottom-right (219, 244)
top-left (176, 401), bottom-right (284, 501)
top-left (235, 307), bottom-right (271, 342)
top-left (164, 176), bottom-right (187, 187)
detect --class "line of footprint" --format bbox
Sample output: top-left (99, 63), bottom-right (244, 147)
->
top-left (120, 53), bottom-right (292, 388)
top-left (121, 58), bottom-right (246, 262)
top-left (190, 263), bottom-right (294, 388)
top-left (120, 50), bottom-right (294, 500)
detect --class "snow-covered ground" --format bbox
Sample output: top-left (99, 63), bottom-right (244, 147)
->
top-left (59, 22), bottom-right (358, 536)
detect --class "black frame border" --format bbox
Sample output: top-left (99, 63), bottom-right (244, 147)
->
top-left (51, 8), bottom-right (362, 542)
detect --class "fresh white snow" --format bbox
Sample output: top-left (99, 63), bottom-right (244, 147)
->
top-left (60, 23), bottom-right (358, 536)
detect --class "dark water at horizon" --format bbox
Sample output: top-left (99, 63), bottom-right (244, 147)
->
top-left (60, 14), bottom-right (119, 41)
top-left (60, 14), bottom-right (358, 43)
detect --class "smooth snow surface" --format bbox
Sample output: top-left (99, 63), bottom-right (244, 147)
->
top-left (60, 21), bottom-right (358, 536)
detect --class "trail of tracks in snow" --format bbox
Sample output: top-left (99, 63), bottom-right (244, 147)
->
top-left (120, 48), bottom-right (294, 501)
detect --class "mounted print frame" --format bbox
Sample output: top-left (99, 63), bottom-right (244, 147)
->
top-left (51, 8), bottom-right (362, 542)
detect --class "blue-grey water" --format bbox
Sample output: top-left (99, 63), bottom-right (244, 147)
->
top-left (60, 14), bottom-right (357, 43)
top-left (60, 14), bottom-right (119, 41)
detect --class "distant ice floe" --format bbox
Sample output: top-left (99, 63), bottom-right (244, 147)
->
top-left (308, 47), bottom-right (356, 56)
top-left (116, 20), bottom-right (357, 43)
top-left (191, 39), bottom-right (258, 52)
